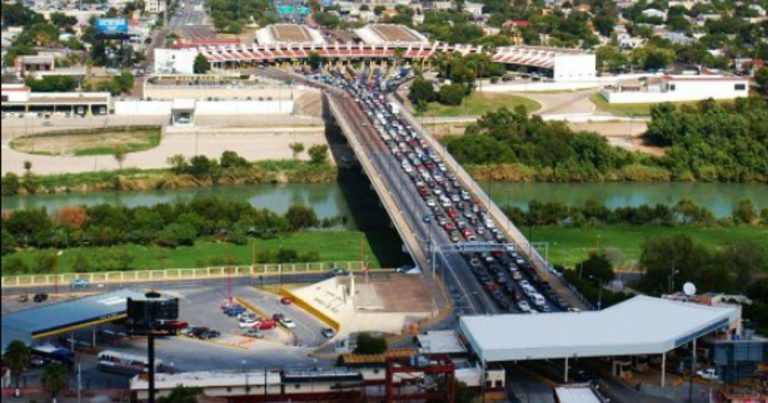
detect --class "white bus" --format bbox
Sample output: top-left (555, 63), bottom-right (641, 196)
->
top-left (97, 350), bottom-right (163, 375)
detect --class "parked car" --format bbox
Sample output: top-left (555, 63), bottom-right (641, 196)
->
top-left (321, 328), bottom-right (336, 338)
top-left (280, 297), bottom-right (293, 305)
top-left (242, 328), bottom-right (264, 338)
top-left (327, 268), bottom-right (349, 277)
top-left (71, 279), bottom-right (89, 288)
top-left (697, 368), bottom-right (719, 381)
top-left (272, 313), bottom-right (285, 322)
top-left (239, 318), bottom-right (260, 328)
top-left (33, 293), bottom-right (48, 303)
top-left (253, 320), bottom-right (278, 331)
top-left (278, 317), bottom-right (296, 329)
top-left (184, 326), bottom-right (209, 338)
top-left (199, 329), bottom-right (221, 339)
top-left (17, 294), bottom-right (28, 303)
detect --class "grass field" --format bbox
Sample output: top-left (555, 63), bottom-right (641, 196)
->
top-left (2, 231), bottom-right (408, 275)
top-left (589, 93), bottom-right (732, 117)
top-left (10, 128), bottom-right (161, 156)
top-left (531, 225), bottom-right (768, 268)
top-left (420, 92), bottom-right (541, 117)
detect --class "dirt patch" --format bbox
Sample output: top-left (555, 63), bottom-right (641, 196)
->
top-left (567, 121), bottom-right (665, 156)
top-left (371, 274), bottom-right (437, 313)
top-left (10, 129), bottom-right (161, 156)
top-left (271, 24), bottom-right (312, 42)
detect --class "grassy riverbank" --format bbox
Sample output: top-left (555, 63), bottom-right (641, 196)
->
top-left (2, 159), bottom-right (338, 196)
top-left (3, 225), bottom-right (764, 276)
top-left (531, 225), bottom-right (768, 268)
top-left (418, 92), bottom-right (541, 117)
top-left (9, 127), bottom-right (162, 156)
top-left (1, 230), bottom-right (409, 275)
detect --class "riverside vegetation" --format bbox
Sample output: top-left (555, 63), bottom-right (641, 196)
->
top-left (1, 148), bottom-right (335, 196)
top-left (447, 98), bottom-right (768, 182)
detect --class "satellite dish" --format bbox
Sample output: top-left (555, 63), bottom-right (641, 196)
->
top-left (683, 282), bottom-right (697, 296)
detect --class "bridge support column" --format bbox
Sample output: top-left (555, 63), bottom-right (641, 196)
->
top-left (660, 352), bottom-right (666, 387)
top-left (564, 356), bottom-right (569, 383)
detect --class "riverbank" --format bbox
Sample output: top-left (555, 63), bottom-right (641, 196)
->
top-left (1, 160), bottom-right (338, 196)
top-left (531, 224), bottom-right (768, 268)
top-left (0, 230), bottom-right (410, 275)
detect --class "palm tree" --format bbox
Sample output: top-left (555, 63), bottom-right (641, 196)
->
top-left (166, 154), bottom-right (187, 174)
top-left (23, 160), bottom-right (32, 176)
top-left (41, 363), bottom-right (69, 403)
top-left (3, 340), bottom-right (30, 396)
top-left (289, 142), bottom-right (305, 159)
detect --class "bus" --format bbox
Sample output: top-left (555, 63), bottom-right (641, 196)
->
top-left (31, 345), bottom-right (74, 368)
top-left (97, 350), bottom-right (163, 375)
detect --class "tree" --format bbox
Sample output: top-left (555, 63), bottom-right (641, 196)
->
top-left (113, 145), bottom-right (127, 171)
top-left (374, 5), bottom-right (385, 15)
top-left (55, 206), bottom-right (88, 229)
top-left (157, 386), bottom-right (204, 403)
top-left (41, 363), bottom-right (69, 403)
top-left (289, 142), bottom-right (305, 159)
top-left (285, 204), bottom-right (318, 230)
top-left (308, 144), bottom-right (328, 165)
top-left (4, 340), bottom-right (30, 395)
top-left (49, 12), bottom-right (77, 28)
top-left (167, 154), bottom-right (188, 174)
top-left (639, 234), bottom-right (710, 294)
top-left (438, 84), bottom-right (465, 106)
top-left (23, 160), bottom-right (32, 176)
top-left (755, 67), bottom-right (768, 96)
top-left (2, 172), bottom-right (22, 195)
top-left (193, 53), bottom-right (211, 74)
top-left (25, 75), bottom-right (77, 92)
top-left (220, 150), bottom-right (249, 169)
top-left (733, 199), bottom-right (757, 224)
top-left (306, 52), bottom-right (322, 69)
top-left (354, 332), bottom-right (387, 354)
top-left (578, 253), bottom-right (614, 283)
top-left (409, 77), bottom-right (436, 105)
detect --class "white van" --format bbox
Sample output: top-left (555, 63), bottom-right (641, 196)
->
top-left (532, 293), bottom-right (546, 306)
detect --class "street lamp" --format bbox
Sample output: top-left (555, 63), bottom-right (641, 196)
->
top-left (667, 265), bottom-right (679, 294)
top-left (241, 360), bottom-right (249, 396)
top-left (588, 275), bottom-right (604, 311)
top-left (54, 250), bottom-right (64, 295)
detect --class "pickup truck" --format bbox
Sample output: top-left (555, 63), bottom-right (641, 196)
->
top-left (697, 368), bottom-right (719, 381)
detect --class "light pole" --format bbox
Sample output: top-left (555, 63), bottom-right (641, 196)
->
top-left (242, 360), bottom-right (249, 396)
top-left (667, 264), bottom-right (679, 294)
top-left (423, 213), bottom-right (436, 277)
top-left (54, 250), bottom-right (64, 295)
top-left (588, 275), bottom-right (603, 311)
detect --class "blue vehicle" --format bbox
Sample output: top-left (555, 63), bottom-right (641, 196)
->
top-left (71, 278), bottom-right (90, 288)
top-left (224, 306), bottom-right (246, 317)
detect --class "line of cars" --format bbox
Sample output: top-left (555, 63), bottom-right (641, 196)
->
top-left (316, 67), bottom-right (569, 315)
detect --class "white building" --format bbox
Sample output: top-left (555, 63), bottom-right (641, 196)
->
top-left (641, 8), bottom-right (666, 19)
top-left (602, 75), bottom-right (750, 104)
top-left (144, 0), bottom-right (166, 14)
top-left (463, 1), bottom-right (484, 17)
top-left (153, 48), bottom-right (197, 74)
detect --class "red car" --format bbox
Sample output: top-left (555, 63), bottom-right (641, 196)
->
top-left (446, 208), bottom-right (459, 219)
top-left (253, 320), bottom-right (278, 330)
top-left (280, 296), bottom-right (293, 305)
top-left (443, 221), bottom-right (456, 231)
top-left (462, 228), bottom-right (475, 240)
top-left (483, 282), bottom-right (498, 292)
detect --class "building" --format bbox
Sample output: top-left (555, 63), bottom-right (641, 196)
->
top-left (601, 75), bottom-right (750, 104)
top-left (355, 24), bottom-right (429, 45)
top-left (459, 295), bottom-right (741, 386)
top-left (255, 24), bottom-right (325, 46)
top-left (13, 54), bottom-right (55, 77)
top-left (144, 0), bottom-right (166, 14)
top-left (1, 289), bottom-right (145, 352)
top-left (491, 47), bottom-right (596, 82)
top-left (153, 47), bottom-right (198, 74)
top-left (463, 1), bottom-right (484, 17)
top-left (1, 83), bottom-right (111, 116)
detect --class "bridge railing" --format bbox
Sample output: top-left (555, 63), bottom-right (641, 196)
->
top-left (391, 93), bottom-right (592, 310)
top-left (0, 261), bottom-right (365, 288)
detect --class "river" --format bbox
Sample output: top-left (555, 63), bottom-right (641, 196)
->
top-left (2, 182), bottom-right (766, 219)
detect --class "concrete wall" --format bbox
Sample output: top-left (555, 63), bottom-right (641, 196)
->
top-left (143, 85), bottom-right (302, 101)
top-left (602, 78), bottom-right (749, 103)
top-left (481, 81), bottom-right (599, 93)
top-left (114, 100), bottom-right (173, 115)
top-left (195, 100), bottom-right (294, 115)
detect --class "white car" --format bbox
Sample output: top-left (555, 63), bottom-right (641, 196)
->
top-left (517, 301), bottom-right (531, 313)
top-left (279, 318), bottom-right (296, 329)
top-left (697, 368), bottom-right (719, 381)
top-left (238, 318), bottom-right (260, 328)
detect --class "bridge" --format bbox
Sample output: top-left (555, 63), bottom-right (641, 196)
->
top-left (266, 67), bottom-right (590, 314)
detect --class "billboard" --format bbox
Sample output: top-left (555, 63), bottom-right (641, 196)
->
top-left (95, 18), bottom-right (129, 35)
top-left (277, 5), bottom-right (294, 14)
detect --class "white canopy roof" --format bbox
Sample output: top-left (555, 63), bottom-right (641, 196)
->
top-left (459, 296), bottom-right (740, 363)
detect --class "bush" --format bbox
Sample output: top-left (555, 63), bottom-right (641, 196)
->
top-left (354, 332), bottom-right (387, 354)
top-left (438, 84), bottom-right (465, 106)
top-left (308, 144), bottom-right (328, 165)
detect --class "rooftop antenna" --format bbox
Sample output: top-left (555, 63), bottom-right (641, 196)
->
top-left (683, 282), bottom-right (697, 296)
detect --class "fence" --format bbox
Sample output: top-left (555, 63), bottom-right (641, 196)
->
top-left (0, 261), bottom-right (365, 288)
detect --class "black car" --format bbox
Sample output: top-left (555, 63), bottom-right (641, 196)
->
top-left (33, 293), bottom-right (48, 303)
top-left (199, 329), bottom-right (220, 339)
top-left (321, 328), bottom-right (336, 338)
top-left (186, 326), bottom-right (210, 338)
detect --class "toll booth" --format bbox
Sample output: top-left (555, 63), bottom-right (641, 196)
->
top-left (171, 98), bottom-right (195, 126)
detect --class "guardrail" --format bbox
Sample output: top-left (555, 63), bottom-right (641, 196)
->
top-left (0, 261), bottom-right (365, 288)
